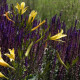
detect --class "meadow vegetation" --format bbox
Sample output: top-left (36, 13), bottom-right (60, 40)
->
top-left (7, 0), bottom-right (80, 29)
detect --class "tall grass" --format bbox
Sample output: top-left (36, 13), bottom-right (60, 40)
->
top-left (7, 0), bottom-right (80, 29)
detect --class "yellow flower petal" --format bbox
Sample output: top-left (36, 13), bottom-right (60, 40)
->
top-left (0, 72), bottom-right (8, 79)
top-left (0, 49), bottom-right (15, 70)
top-left (0, 58), bottom-right (9, 67)
top-left (15, 2), bottom-right (28, 15)
top-left (28, 10), bottom-right (37, 23)
top-left (49, 29), bottom-right (67, 41)
top-left (55, 39), bottom-right (66, 42)
top-left (4, 48), bottom-right (15, 62)
top-left (31, 20), bottom-right (46, 31)
top-left (0, 58), bottom-right (15, 70)
top-left (15, 3), bottom-right (20, 13)
top-left (21, 2), bottom-right (25, 9)
top-left (60, 29), bottom-right (63, 33)
top-left (15, 3), bottom-right (20, 9)
top-left (50, 34), bottom-right (67, 40)
top-left (4, 54), bottom-right (12, 62)
top-left (21, 7), bottom-right (28, 15)
top-left (8, 48), bottom-right (14, 56)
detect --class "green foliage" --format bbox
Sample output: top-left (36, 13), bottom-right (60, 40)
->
top-left (25, 74), bottom-right (37, 80)
top-left (71, 57), bottom-right (79, 66)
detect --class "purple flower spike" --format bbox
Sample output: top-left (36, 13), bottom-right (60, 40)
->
top-left (32, 20), bottom-right (37, 28)
top-left (62, 22), bottom-right (66, 33)
top-left (75, 20), bottom-right (77, 27)
top-left (4, 3), bottom-right (8, 12)
top-left (56, 17), bottom-right (61, 30)
top-left (0, 7), bottom-right (4, 15)
top-left (52, 15), bottom-right (57, 25)
top-left (25, 57), bottom-right (28, 67)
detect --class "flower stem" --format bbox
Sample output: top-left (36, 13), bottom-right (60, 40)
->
top-left (8, 65), bottom-right (16, 70)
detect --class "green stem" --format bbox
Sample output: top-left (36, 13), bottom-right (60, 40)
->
top-left (8, 65), bottom-right (16, 71)
top-left (4, 76), bottom-right (9, 80)
top-left (35, 35), bottom-right (45, 44)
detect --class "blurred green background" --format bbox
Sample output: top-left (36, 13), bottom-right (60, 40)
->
top-left (7, 0), bottom-right (80, 29)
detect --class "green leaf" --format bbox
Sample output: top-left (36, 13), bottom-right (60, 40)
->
top-left (18, 48), bottom-right (23, 59)
top-left (25, 41), bottom-right (33, 57)
top-left (66, 62), bottom-right (70, 68)
top-left (56, 51), bottom-right (69, 70)
top-left (28, 75), bottom-right (37, 80)
top-left (72, 57), bottom-right (79, 66)
top-left (25, 74), bottom-right (37, 80)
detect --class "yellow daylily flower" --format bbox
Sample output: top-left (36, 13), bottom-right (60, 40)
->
top-left (31, 20), bottom-right (46, 31)
top-left (21, 2), bottom-right (25, 10)
top-left (0, 72), bottom-right (8, 79)
top-left (15, 2), bottom-right (28, 15)
top-left (49, 29), bottom-right (67, 42)
top-left (0, 50), bottom-right (15, 70)
top-left (3, 11), bottom-right (15, 23)
top-left (4, 48), bottom-right (15, 62)
top-left (28, 10), bottom-right (37, 23)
